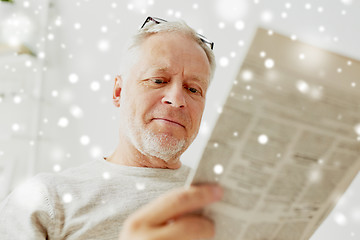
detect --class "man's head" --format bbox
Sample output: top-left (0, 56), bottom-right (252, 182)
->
top-left (112, 17), bottom-right (215, 166)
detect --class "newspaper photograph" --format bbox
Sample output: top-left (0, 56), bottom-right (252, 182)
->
top-left (187, 28), bottom-right (360, 240)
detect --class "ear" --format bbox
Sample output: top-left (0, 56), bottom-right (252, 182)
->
top-left (113, 75), bottom-right (123, 107)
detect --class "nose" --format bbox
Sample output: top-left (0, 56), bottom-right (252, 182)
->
top-left (162, 83), bottom-right (186, 108)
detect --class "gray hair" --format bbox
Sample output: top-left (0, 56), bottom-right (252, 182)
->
top-left (120, 20), bottom-right (216, 81)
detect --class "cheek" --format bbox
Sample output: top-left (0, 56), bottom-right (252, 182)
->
top-left (189, 101), bottom-right (205, 127)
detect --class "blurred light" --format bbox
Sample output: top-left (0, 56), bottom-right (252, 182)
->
top-left (299, 53), bottom-right (305, 60)
top-left (136, 182), bottom-right (146, 190)
top-left (354, 123), bottom-right (360, 135)
top-left (218, 22), bottom-right (225, 29)
top-left (258, 134), bottom-right (269, 144)
top-left (70, 105), bottom-right (83, 118)
top-left (101, 26), bottom-right (108, 33)
top-left (90, 146), bottom-right (102, 158)
top-left (58, 117), bottom-right (69, 128)
top-left (291, 34), bottom-right (297, 41)
top-left (74, 23), bottom-right (81, 29)
top-left (334, 212), bottom-right (347, 226)
top-left (192, 3), bottom-right (199, 9)
top-left (13, 95), bottom-right (22, 104)
top-left (215, 0), bottom-right (248, 22)
top-left (62, 193), bottom-right (73, 203)
top-left (25, 60), bottom-right (32, 67)
top-left (23, 1), bottom-right (30, 8)
top-left (1, 14), bottom-right (34, 47)
top-left (200, 121), bottom-right (208, 135)
top-left (12, 123), bottom-right (20, 132)
top-left (38, 52), bottom-right (45, 59)
top-left (341, 0), bottom-right (353, 5)
top-left (90, 81), bottom-right (101, 91)
top-left (310, 87), bottom-right (323, 100)
top-left (235, 20), bottom-right (245, 30)
top-left (213, 142), bottom-right (219, 148)
top-left (219, 57), bottom-right (229, 67)
top-left (318, 26), bottom-right (325, 32)
top-left (167, 9), bottom-right (174, 16)
top-left (68, 73), bottom-right (79, 84)
top-left (55, 17), bottom-right (62, 26)
top-left (213, 164), bottom-right (224, 175)
top-left (347, 60), bottom-right (352, 66)
top-left (281, 12), bottom-right (288, 19)
top-left (98, 40), bottom-right (110, 51)
top-left (264, 58), bottom-right (275, 69)
top-left (174, 11), bottom-right (181, 18)
top-left (308, 169), bottom-right (322, 182)
top-left (51, 90), bottom-right (58, 97)
top-left (12, 180), bottom-right (44, 210)
top-left (318, 6), bottom-right (324, 13)
top-left (53, 164), bottom-right (61, 172)
top-left (80, 135), bottom-right (90, 145)
top-left (305, 3), bottom-right (312, 9)
top-left (261, 10), bottom-right (273, 23)
top-left (241, 70), bottom-right (253, 81)
top-left (296, 80), bottom-right (310, 94)
top-left (102, 172), bottom-right (110, 179)
top-left (285, 2), bottom-right (291, 9)
top-left (260, 51), bottom-right (266, 58)
top-left (47, 33), bottom-right (54, 40)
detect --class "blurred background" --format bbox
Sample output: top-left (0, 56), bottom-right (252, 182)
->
top-left (0, 0), bottom-right (359, 239)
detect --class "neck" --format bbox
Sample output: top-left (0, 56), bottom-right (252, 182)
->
top-left (107, 134), bottom-right (182, 169)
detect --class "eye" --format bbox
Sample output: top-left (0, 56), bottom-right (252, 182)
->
top-left (151, 78), bottom-right (166, 84)
top-left (187, 87), bottom-right (201, 94)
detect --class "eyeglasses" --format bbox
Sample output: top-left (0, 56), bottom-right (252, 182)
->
top-left (140, 16), bottom-right (214, 50)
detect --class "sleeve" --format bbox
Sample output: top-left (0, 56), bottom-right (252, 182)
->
top-left (0, 176), bottom-right (54, 239)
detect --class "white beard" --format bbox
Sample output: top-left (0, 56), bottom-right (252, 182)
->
top-left (120, 97), bottom-right (188, 162)
top-left (131, 126), bottom-right (187, 162)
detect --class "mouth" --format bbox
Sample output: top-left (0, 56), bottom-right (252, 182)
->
top-left (152, 118), bottom-right (185, 128)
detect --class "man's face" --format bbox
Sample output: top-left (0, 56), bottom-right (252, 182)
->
top-left (117, 32), bottom-right (211, 162)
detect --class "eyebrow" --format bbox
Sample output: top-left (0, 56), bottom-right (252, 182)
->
top-left (151, 67), bottom-right (208, 85)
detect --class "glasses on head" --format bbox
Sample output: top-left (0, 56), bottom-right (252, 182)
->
top-left (140, 16), bottom-right (214, 50)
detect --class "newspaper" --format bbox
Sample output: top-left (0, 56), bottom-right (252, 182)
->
top-left (186, 28), bottom-right (360, 240)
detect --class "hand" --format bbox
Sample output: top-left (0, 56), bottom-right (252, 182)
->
top-left (118, 184), bottom-right (223, 240)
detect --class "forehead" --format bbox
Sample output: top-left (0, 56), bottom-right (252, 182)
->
top-left (135, 32), bottom-right (211, 81)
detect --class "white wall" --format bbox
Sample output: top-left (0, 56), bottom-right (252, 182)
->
top-left (1, 0), bottom-right (359, 239)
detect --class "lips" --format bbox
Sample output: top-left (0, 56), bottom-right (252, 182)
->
top-left (152, 118), bottom-right (185, 128)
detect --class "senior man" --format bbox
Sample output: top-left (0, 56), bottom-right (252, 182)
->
top-left (0, 17), bottom-right (223, 240)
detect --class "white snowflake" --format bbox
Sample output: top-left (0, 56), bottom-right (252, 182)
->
top-left (213, 164), bottom-right (224, 175)
top-left (258, 134), bottom-right (269, 145)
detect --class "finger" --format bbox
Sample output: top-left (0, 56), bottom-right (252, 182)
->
top-left (131, 184), bottom-right (223, 225)
top-left (158, 215), bottom-right (216, 240)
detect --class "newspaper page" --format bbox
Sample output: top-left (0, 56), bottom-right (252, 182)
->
top-left (187, 28), bottom-right (360, 240)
